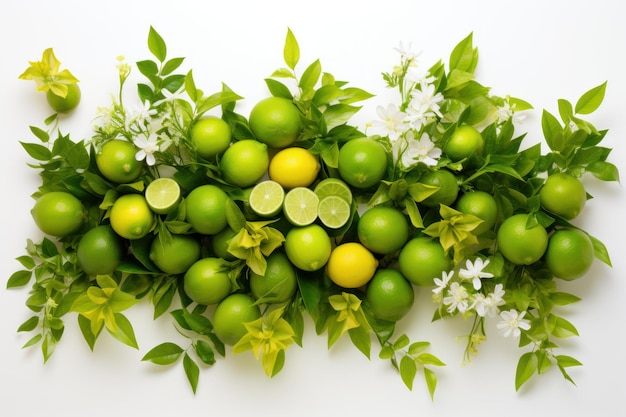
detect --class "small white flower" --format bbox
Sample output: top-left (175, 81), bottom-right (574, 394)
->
top-left (405, 66), bottom-right (435, 86)
top-left (134, 133), bottom-right (160, 166)
top-left (153, 88), bottom-right (185, 106)
top-left (433, 270), bottom-right (453, 295)
top-left (130, 100), bottom-right (158, 124)
top-left (496, 309), bottom-right (531, 338)
top-left (472, 284), bottom-right (505, 318)
top-left (409, 80), bottom-right (444, 119)
top-left (369, 103), bottom-right (407, 141)
top-left (443, 282), bottom-right (469, 314)
top-left (400, 131), bottom-right (442, 168)
top-left (459, 258), bottom-right (494, 290)
top-left (495, 99), bottom-right (527, 125)
top-left (393, 41), bottom-right (422, 64)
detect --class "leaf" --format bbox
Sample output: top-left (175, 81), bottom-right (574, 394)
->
top-left (77, 314), bottom-right (99, 351)
top-left (148, 26), bottom-right (167, 62)
top-left (589, 233), bottom-right (612, 266)
top-left (416, 353), bottom-right (445, 367)
top-left (424, 367), bottom-right (438, 401)
top-left (575, 81), bottom-right (607, 114)
top-left (299, 59), bottom-right (322, 92)
top-left (449, 32), bottom-right (478, 73)
top-left (184, 70), bottom-right (197, 102)
top-left (22, 334), bottom-right (42, 349)
top-left (515, 351), bottom-right (538, 391)
top-left (183, 353), bottom-right (200, 394)
top-left (194, 340), bottom-right (216, 365)
top-left (142, 342), bottom-right (184, 365)
top-left (20, 142), bottom-right (51, 161)
top-left (586, 161), bottom-right (620, 182)
top-left (551, 316), bottom-right (579, 338)
top-left (283, 28), bottom-right (300, 70)
top-left (348, 326), bottom-right (371, 359)
top-left (29, 125), bottom-right (50, 142)
top-left (225, 198), bottom-right (247, 232)
top-left (7, 270), bottom-right (32, 288)
top-left (136, 60), bottom-right (159, 77)
top-left (17, 316), bottom-right (39, 332)
top-left (296, 271), bottom-right (321, 314)
top-left (323, 104), bottom-right (360, 130)
top-left (541, 109), bottom-right (563, 151)
top-left (108, 313), bottom-right (139, 349)
top-left (550, 292), bottom-right (581, 306)
top-left (399, 355), bottom-right (417, 390)
top-left (393, 334), bottom-right (410, 350)
top-left (264, 78), bottom-right (293, 100)
top-left (161, 57), bottom-right (185, 76)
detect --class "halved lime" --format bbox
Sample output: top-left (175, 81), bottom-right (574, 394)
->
top-left (283, 187), bottom-right (319, 226)
top-left (145, 177), bottom-right (181, 214)
top-left (318, 195), bottom-right (351, 229)
top-left (313, 177), bottom-right (353, 204)
top-left (249, 180), bottom-right (285, 217)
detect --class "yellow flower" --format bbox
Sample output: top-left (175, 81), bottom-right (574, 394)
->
top-left (19, 48), bottom-right (79, 98)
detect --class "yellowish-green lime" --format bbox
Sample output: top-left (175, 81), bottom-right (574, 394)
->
top-left (317, 195), bottom-right (351, 229)
top-left (248, 180), bottom-right (285, 217)
top-left (313, 177), bottom-right (352, 204)
top-left (283, 187), bottom-right (319, 226)
top-left (145, 178), bottom-right (181, 214)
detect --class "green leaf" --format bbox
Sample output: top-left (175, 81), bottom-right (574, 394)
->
top-left (323, 104), bottom-right (360, 131)
top-left (348, 326), bottom-right (371, 359)
top-left (185, 70), bottom-right (197, 102)
top-left (586, 161), bottom-right (620, 182)
top-left (557, 99), bottom-right (573, 124)
top-left (393, 334), bottom-right (410, 350)
top-left (7, 270), bottom-right (32, 288)
top-left (225, 198), bottom-right (247, 233)
top-left (589, 233), bottom-right (612, 266)
top-left (142, 342), bottom-right (184, 365)
top-left (161, 57), bottom-right (185, 76)
top-left (283, 28), bottom-right (300, 70)
top-left (575, 81), bottom-right (607, 115)
top-left (541, 109), bottom-right (563, 151)
top-left (22, 334), bottom-right (42, 349)
top-left (17, 316), bottom-right (39, 332)
top-left (299, 59), bottom-right (322, 92)
top-left (550, 292), bottom-right (581, 306)
top-left (148, 26), bottom-right (167, 62)
top-left (29, 125), bottom-right (50, 142)
top-left (183, 353), bottom-right (200, 394)
top-left (551, 316), bottom-right (579, 338)
top-left (424, 367), bottom-right (438, 401)
top-left (194, 340), bottom-right (216, 365)
top-left (416, 353), bottom-right (445, 367)
top-left (136, 60), bottom-right (159, 77)
top-left (556, 354), bottom-right (583, 368)
top-left (400, 355), bottom-right (417, 390)
top-left (515, 351), bottom-right (538, 391)
top-left (449, 32), bottom-right (478, 73)
top-left (265, 78), bottom-right (293, 100)
top-left (21, 142), bottom-right (51, 161)
top-left (77, 314), bottom-right (99, 351)
top-left (108, 313), bottom-right (139, 349)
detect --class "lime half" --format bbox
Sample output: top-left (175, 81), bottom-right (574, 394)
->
top-left (145, 178), bottom-right (181, 214)
top-left (249, 180), bottom-right (285, 217)
top-left (314, 177), bottom-right (353, 204)
top-left (318, 195), bottom-right (351, 229)
top-left (283, 187), bottom-right (319, 226)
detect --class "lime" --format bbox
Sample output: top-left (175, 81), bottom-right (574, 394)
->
top-left (284, 224), bottom-right (332, 271)
top-left (211, 227), bottom-right (238, 261)
top-left (317, 195), bottom-right (351, 229)
top-left (248, 180), bottom-right (285, 217)
top-left (149, 233), bottom-right (202, 275)
top-left (220, 139), bottom-right (269, 188)
top-left (326, 242), bottom-right (378, 289)
top-left (249, 96), bottom-right (301, 148)
top-left (398, 237), bottom-right (452, 286)
top-left (268, 147), bottom-right (320, 189)
top-left (96, 139), bottom-right (143, 184)
top-left (283, 187), bottom-right (319, 226)
top-left (357, 205), bottom-right (409, 255)
top-left (545, 228), bottom-right (594, 280)
top-left (337, 137), bottom-right (388, 189)
top-left (31, 191), bottom-right (85, 237)
top-left (313, 177), bottom-right (353, 204)
top-left (46, 83), bottom-right (81, 113)
top-left (444, 124), bottom-right (483, 162)
top-left (212, 293), bottom-right (262, 346)
top-left (109, 194), bottom-right (154, 240)
top-left (539, 173), bottom-right (587, 220)
top-left (190, 116), bottom-right (232, 159)
top-left (77, 225), bottom-right (124, 276)
top-left (185, 184), bottom-right (229, 235)
top-left (455, 190), bottom-right (498, 235)
top-left (145, 178), bottom-right (181, 214)
top-left (496, 214), bottom-right (548, 265)
top-left (249, 251), bottom-right (297, 303)
top-left (420, 169), bottom-right (459, 208)
top-left (366, 269), bottom-right (415, 322)
top-left (184, 257), bottom-right (233, 305)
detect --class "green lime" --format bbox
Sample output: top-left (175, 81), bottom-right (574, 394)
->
top-left (145, 178), bottom-right (181, 214)
top-left (357, 205), bottom-right (409, 255)
top-left (313, 177), bottom-right (353, 204)
top-left (284, 224), bottom-right (332, 272)
top-left (46, 83), bottom-right (81, 113)
top-left (184, 257), bottom-right (233, 305)
top-left (248, 180), bottom-right (285, 217)
top-left (96, 139), bottom-right (143, 184)
top-left (149, 233), bottom-right (202, 275)
top-left (213, 293), bottom-right (262, 346)
top-left (317, 195), bottom-right (351, 229)
top-left (185, 184), bottom-right (229, 235)
top-left (366, 269), bottom-right (415, 322)
top-left (283, 186), bottom-right (319, 226)
top-left (249, 251), bottom-right (298, 303)
top-left (31, 191), bottom-right (85, 237)
top-left (77, 225), bottom-right (124, 276)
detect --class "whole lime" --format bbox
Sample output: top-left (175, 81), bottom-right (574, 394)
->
top-left (539, 173), bottom-right (586, 220)
top-left (398, 237), bottom-right (452, 286)
top-left (185, 184), bottom-right (229, 235)
top-left (545, 228), bottom-right (594, 280)
top-left (357, 205), bottom-right (409, 255)
top-left (496, 214), bottom-right (548, 265)
top-left (366, 269), bottom-right (415, 322)
top-left (184, 257), bottom-right (232, 305)
top-left (249, 96), bottom-right (301, 148)
top-left (149, 234), bottom-right (201, 275)
top-left (77, 225), bottom-right (124, 276)
top-left (212, 293), bottom-right (262, 346)
top-left (249, 251), bottom-right (297, 303)
top-left (31, 191), bottom-right (85, 237)
top-left (338, 138), bottom-right (388, 189)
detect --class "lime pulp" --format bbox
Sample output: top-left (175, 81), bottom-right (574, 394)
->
top-left (283, 187), bottom-right (319, 226)
top-left (318, 195), bottom-right (351, 229)
top-left (145, 178), bottom-right (181, 214)
top-left (249, 180), bottom-right (285, 217)
top-left (313, 177), bottom-right (352, 204)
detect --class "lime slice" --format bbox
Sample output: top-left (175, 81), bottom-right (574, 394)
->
top-left (283, 187), bottom-right (320, 226)
top-left (145, 177), bottom-right (181, 214)
top-left (318, 195), bottom-right (351, 229)
top-left (249, 180), bottom-right (285, 217)
top-left (313, 177), bottom-right (353, 204)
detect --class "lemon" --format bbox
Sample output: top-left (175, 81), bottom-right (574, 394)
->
top-left (269, 147), bottom-right (320, 189)
top-left (326, 242), bottom-right (378, 289)
top-left (109, 194), bottom-right (154, 240)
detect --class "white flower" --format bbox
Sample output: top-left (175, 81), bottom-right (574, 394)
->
top-left (459, 258), bottom-right (494, 290)
top-left (405, 66), bottom-right (435, 86)
top-left (400, 131), bottom-right (442, 168)
top-left (369, 103), bottom-right (407, 141)
top-left (473, 283), bottom-right (505, 318)
top-left (409, 80), bottom-right (444, 119)
top-left (432, 270), bottom-right (453, 303)
top-left (130, 100), bottom-right (158, 124)
top-left (443, 282), bottom-right (469, 314)
top-left (153, 88), bottom-right (185, 106)
top-left (393, 41), bottom-right (421, 64)
top-left (496, 309), bottom-right (531, 338)
top-left (134, 133), bottom-right (160, 166)
top-left (494, 100), bottom-right (527, 125)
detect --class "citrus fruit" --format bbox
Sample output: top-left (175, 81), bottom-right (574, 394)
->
top-left (326, 242), bottom-right (378, 289)
top-left (190, 116), bottom-right (232, 159)
top-left (313, 177), bottom-right (352, 204)
top-left (31, 191), bottom-right (85, 237)
top-left (212, 293), bottom-right (262, 346)
top-left (496, 213), bottom-right (548, 265)
top-left (284, 224), bottom-right (332, 271)
top-left (444, 124), bottom-right (483, 162)
top-left (248, 96), bottom-right (301, 148)
top-left (96, 139), bottom-right (143, 184)
top-left (77, 225), bottom-right (124, 276)
top-left (211, 227), bottom-right (238, 261)
top-left (269, 147), bottom-right (320, 189)
top-left (545, 228), bottom-right (594, 280)
top-left (366, 269), bottom-right (415, 322)
top-left (145, 177), bottom-right (181, 214)
top-left (318, 195), bottom-right (351, 229)
top-left (185, 184), bottom-right (229, 235)
top-left (539, 173), bottom-right (586, 220)
top-left (183, 257), bottom-right (233, 305)
top-left (357, 205), bottom-right (409, 255)
top-left (419, 169), bottom-right (459, 208)
top-left (283, 187), bottom-right (319, 226)
top-left (248, 180), bottom-right (285, 217)
top-left (149, 233), bottom-right (201, 275)
top-left (249, 251), bottom-right (298, 303)
top-left (220, 140), bottom-right (269, 188)
top-left (455, 190), bottom-right (498, 234)
top-left (337, 137), bottom-right (388, 189)
top-left (398, 237), bottom-right (452, 286)
top-left (46, 83), bottom-right (81, 113)
top-left (109, 194), bottom-right (154, 240)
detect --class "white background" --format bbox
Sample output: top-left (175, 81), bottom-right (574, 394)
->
top-left (1, 1), bottom-right (625, 416)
